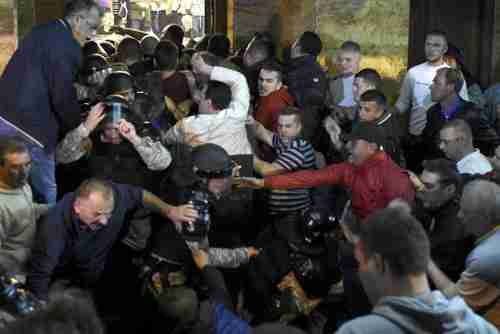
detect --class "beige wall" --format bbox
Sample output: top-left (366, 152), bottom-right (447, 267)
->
top-left (231, 0), bottom-right (409, 101)
top-left (0, 0), bottom-right (16, 75)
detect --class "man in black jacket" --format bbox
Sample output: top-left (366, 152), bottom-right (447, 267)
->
top-left (0, 0), bottom-right (104, 204)
top-left (287, 31), bottom-right (327, 150)
top-left (412, 158), bottom-right (472, 281)
top-left (26, 178), bottom-right (198, 301)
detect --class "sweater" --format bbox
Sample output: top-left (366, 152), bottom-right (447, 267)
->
top-left (0, 184), bottom-right (48, 273)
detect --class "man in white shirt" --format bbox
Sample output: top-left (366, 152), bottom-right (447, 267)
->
top-left (438, 119), bottom-right (492, 175)
top-left (164, 52), bottom-right (252, 156)
top-left (396, 30), bottom-right (468, 136)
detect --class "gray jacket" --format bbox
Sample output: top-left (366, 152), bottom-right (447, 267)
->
top-left (336, 290), bottom-right (498, 334)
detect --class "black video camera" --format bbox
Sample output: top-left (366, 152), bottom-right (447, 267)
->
top-left (181, 190), bottom-right (211, 242)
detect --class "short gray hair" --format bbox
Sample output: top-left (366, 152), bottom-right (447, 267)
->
top-left (64, 0), bottom-right (103, 18)
top-left (462, 180), bottom-right (500, 227)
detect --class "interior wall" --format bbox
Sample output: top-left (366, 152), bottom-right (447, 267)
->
top-left (231, 0), bottom-right (410, 102)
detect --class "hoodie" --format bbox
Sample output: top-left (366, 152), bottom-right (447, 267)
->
top-left (336, 291), bottom-right (498, 334)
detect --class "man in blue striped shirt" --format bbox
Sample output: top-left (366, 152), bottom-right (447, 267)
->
top-left (251, 106), bottom-right (316, 215)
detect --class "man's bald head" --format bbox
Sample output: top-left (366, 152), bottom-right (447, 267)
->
top-left (460, 180), bottom-right (500, 238)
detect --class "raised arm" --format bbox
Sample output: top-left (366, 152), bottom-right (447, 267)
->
top-left (265, 163), bottom-right (353, 189)
top-left (192, 53), bottom-right (250, 118)
top-left (117, 119), bottom-right (172, 170)
top-left (55, 103), bottom-right (105, 164)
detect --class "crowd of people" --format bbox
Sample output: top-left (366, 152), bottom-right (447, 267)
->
top-left (1, 0), bottom-right (500, 333)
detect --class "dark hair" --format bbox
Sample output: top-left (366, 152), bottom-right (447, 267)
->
top-left (161, 24), bottom-right (185, 49)
top-left (361, 207), bottom-right (430, 277)
top-left (279, 106), bottom-right (303, 125)
top-left (360, 89), bottom-right (387, 108)
top-left (156, 287), bottom-right (199, 326)
top-left (437, 67), bottom-right (464, 93)
top-left (208, 34), bottom-right (231, 59)
top-left (426, 29), bottom-right (448, 43)
top-left (0, 289), bottom-right (104, 334)
top-left (205, 81), bottom-right (231, 110)
top-left (297, 31), bottom-right (322, 57)
top-left (422, 158), bottom-right (461, 190)
top-left (259, 61), bottom-right (284, 82)
top-left (340, 40), bottom-right (361, 54)
top-left (64, 0), bottom-right (103, 17)
top-left (155, 40), bottom-right (179, 71)
top-left (355, 68), bottom-right (382, 89)
top-left (117, 37), bottom-right (142, 63)
top-left (0, 137), bottom-right (29, 166)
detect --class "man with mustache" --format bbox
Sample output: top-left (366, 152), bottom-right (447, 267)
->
top-left (0, 137), bottom-right (50, 274)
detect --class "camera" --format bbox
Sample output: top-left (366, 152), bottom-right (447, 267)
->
top-left (181, 190), bottom-right (211, 242)
top-left (0, 274), bottom-right (41, 316)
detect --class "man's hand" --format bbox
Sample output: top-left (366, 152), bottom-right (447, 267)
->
top-left (234, 177), bottom-right (265, 189)
top-left (117, 119), bottom-right (141, 145)
top-left (83, 103), bottom-right (106, 133)
top-left (324, 116), bottom-right (343, 149)
top-left (166, 204), bottom-right (199, 224)
top-left (406, 170), bottom-right (425, 192)
top-left (191, 53), bottom-right (214, 77)
top-left (247, 247), bottom-right (260, 258)
top-left (191, 248), bottom-right (209, 270)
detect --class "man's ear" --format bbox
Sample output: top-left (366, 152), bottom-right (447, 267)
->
top-left (354, 240), bottom-right (369, 271)
top-left (73, 198), bottom-right (82, 215)
top-left (444, 183), bottom-right (456, 197)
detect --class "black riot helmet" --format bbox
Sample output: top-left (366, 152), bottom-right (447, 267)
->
top-left (191, 144), bottom-right (234, 179)
top-left (302, 207), bottom-right (337, 244)
top-left (81, 53), bottom-right (109, 78)
top-left (103, 71), bottom-right (134, 98)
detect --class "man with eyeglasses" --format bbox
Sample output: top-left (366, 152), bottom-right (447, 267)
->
top-left (0, 137), bottom-right (50, 275)
top-left (0, 0), bottom-right (104, 205)
top-left (438, 119), bottom-right (492, 175)
top-left (26, 177), bottom-right (199, 302)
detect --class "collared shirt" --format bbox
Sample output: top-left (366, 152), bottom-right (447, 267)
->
top-left (440, 95), bottom-right (462, 121)
top-left (164, 66), bottom-right (252, 155)
top-left (457, 149), bottom-right (493, 175)
top-left (27, 183), bottom-right (143, 300)
top-left (338, 75), bottom-right (355, 107)
top-left (396, 61), bottom-right (469, 135)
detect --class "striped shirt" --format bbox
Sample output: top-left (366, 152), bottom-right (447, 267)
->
top-left (269, 135), bottom-right (315, 214)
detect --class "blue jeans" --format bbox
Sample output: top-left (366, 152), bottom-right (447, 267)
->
top-left (0, 117), bottom-right (57, 204)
